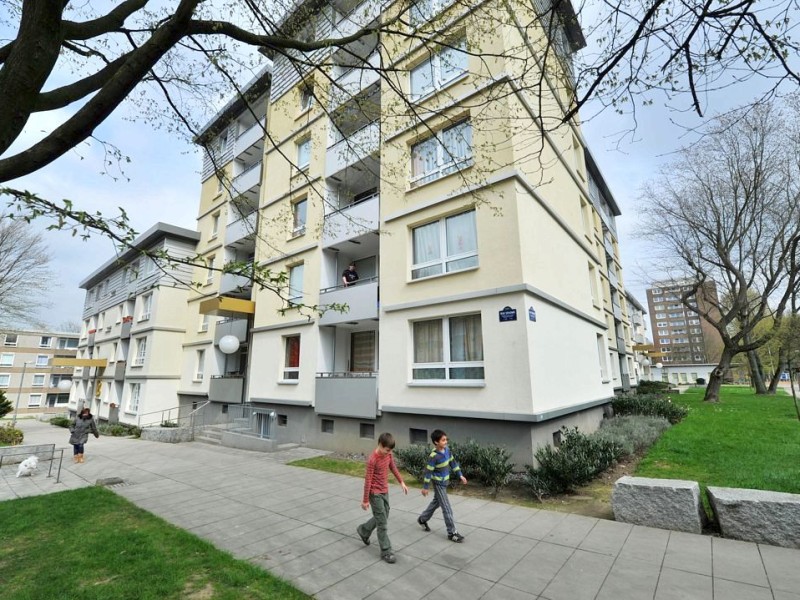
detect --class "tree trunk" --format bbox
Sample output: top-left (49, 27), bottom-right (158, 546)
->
top-left (704, 348), bottom-right (735, 403)
top-left (747, 350), bottom-right (769, 394)
top-left (766, 349), bottom-right (787, 394)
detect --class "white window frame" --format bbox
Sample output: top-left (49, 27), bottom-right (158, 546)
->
top-left (410, 119), bottom-right (473, 187)
top-left (206, 256), bottom-right (216, 285)
top-left (27, 393), bottom-right (42, 408)
top-left (35, 354), bottom-right (49, 367)
top-left (0, 353), bottom-right (13, 367)
top-left (282, 335), bottom-right (301, 381)
top-left (133, 337), bottom-right (147, 367)
top-left (39, 336), bottom-right (52, 348)
top-left (288, 264), bottom-right (304, 304)
top-left (199, 313), bottom-right (210, 332)
top-left (140, 293), bottom-right (153, 321)
top-left (297, 138), bottom-right (311, 170)
top-left (299, 85), bottom-right (314, 112)
top-left (411, 209), bottom-right (478, 280)
top-left (410, 36), bottom-right (468, 100)
top-left (128, 383), bottom-right (141, 413)
top-left (128, 260), bottom-right (140, 282)
top-left (0, 374), bottom-right (10, 388)
top-left (411, 313), bottom-right (484, 382)
top-left (3, 334), bottom-right (18, 347)
top-left (32, 374), bottom-right (45, 387)
top-left (195, 349), bottom-right (205, 381)
top-left (210, 213), bottom-right (220, 239)
top-left (291, 198), bottom-right (307, 237)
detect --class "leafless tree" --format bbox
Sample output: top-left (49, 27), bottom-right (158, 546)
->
top-left (0, 216), bottom-right (53, 327)
top-left (640, 99), bottom-right (800, 403)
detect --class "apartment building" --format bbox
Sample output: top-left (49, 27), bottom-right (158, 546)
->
top-left (0, 329), bottom-right (78, 416)
top-left (646, 280), bottom-right (724, 385)
top-left (73, 223), bottom-right (200, 425)
top-left (193, 0), bottom-right (636, 463)
top-left (625, 292), bottom-right (653, 382)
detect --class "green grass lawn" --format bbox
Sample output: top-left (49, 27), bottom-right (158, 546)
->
top-left (290, 456), bottom-right (421, 489)
top-left (0, 486), bottom-right (309, 600)
top-left (635, 386), bottom-right (800, 493)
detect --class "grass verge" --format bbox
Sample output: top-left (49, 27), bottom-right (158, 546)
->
top-left (0, 486), bottom-right (309, 600)
top-left (635, 386), bottom-right (800, 493)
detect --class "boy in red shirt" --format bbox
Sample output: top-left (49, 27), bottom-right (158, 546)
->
top-left (357, 432), bottom-right (409, 563)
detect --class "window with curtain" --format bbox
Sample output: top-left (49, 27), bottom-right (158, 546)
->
top-left (283, 335), bottom-right (300, 380)
top-left (410, 120), bottom-right (472, 186)
top-left (413, 314), bottom-right (483, 381)
top-left (351, 331), bottom-right (376, 372)
top-left (410, 37), bottom-right (467, 99)
top-left (412, 209), bottom-right (477, 279)
top-left (288, 264), bottom-right (304, 304)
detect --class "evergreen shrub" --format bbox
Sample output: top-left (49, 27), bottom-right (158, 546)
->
top-left (593, 416), bottom-right (671, 457)
top-left (612, 393), bottom-right (688, 424)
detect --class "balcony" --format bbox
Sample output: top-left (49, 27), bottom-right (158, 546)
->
top-left (322, 192), bottom-right (379, 248)
top-left (604, 236), bottom-right (615, 258)
top-left (326, 122), bottom-right (379, 179)
top-left (329, 53), bottom-right (380, 110)
top-left (608, 269), bottom-right (619, 290)
top-left (617, 337), bottom-right (627, 353)
top-left (219, 272), bottom-right (252, 296)
top-left (232, 161), bottom-right (262, 202)
top-left (333, 0), bottom-right (381, 39)
top-left (114, 361), bottom-right (126, 382)
top-left (209, 375), bottom-right (244, 403)
top-left (234, 119), bottom-right (265, 158)
top-left (631, 312), bottom-right (643, 326)
top-left (87, 332), bottom-right (95, 347)
top-left (225, 212), bottom-right (257, 247)
top-left (214, 318), bottom-right (248, 344)
top-left (120, 320), bottom-right (132, 339)
top-left (612, 303), bottom-right (623, 320)
top-left (315, 372), bottom-right (377, 418)
top-left (319, 279), bottom-right (379, 325)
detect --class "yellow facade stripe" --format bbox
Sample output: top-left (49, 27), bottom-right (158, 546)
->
top-left (52, 358), bottom-right (108, 367)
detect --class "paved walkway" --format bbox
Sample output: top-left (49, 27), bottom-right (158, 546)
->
top-left (2, 419), bottom-right (799, 600)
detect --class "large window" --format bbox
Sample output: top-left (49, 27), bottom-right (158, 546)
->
top-left (411, 120), bottom-right (472, 186)
top-left (292, 198), bottom-right (307, 237)
top-left (283, 335), bottom-right (300, 380)
top-left (410, 37), bottom-right (467, 99)
top-left (140, 293), bottom-right (153, 321)
top-left (133, 337), bottom-right (147, 366)
top-left (28, 394), bottom-right (42, 407)
top-left (412, 209), bottom-right (477, 279)
top-left (412, 314), bottom-right (483, 380)
top-left (3, 334), bottom-right (17, 346)
top-left (288, 264), bottom-right (304, 304)
top-left (0, 353), bottom-right (12, 367)
top-left (128, 383), bottom-right (141, 413)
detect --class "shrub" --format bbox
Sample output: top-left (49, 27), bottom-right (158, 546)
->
top-left (696, 377), bottom-right (706, 385)
top-left (0, 422), bottom-right (24, 446)
top-left (449, 438), bottom-right (482, 479)
top-left (636, 380), bottom-right (671, 395)
top-left (612, 393), bottom-right (688, 424)
top-left (98, 423), bottom-right (141, 437)
top-left (0, 389), bottom-right (12, 419)
top-left (50, 416), bottom-right (72, 428)
top-left (473, 444), bottom-right (515, 495)
top-left (594, 416), bottom-right (671, 457)
top-left (160, 421), bottom-right (179, 428)
top-left (525, 427), bottom-right (622, 497)
top-left (394, 444), bottom-right (430, 482)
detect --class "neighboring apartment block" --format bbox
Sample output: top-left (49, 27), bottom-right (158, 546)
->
top-left (72, 224), bottom-right (200, 425)
top-left (190, 0), bottom-right (638, 464)
top-left (645, 280), bottom-right (724, 383)
top-left (0, 329), bottom-right (78, 416)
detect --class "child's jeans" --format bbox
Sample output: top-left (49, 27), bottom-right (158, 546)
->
top-left (72, 444), bottom-right (85, 455)
top-left (358, 493), bottom-right (392, 553)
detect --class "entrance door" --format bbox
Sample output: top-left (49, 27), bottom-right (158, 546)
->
top-left (350, 331), bottom-right (376, 372)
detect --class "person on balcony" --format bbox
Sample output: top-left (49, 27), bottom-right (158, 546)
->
top-left (342, 263), bottom-right (359, 287)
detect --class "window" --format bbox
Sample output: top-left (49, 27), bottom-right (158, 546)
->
top-left (128, 260), bottom-right (140, 282)
top-left (292, 198), bottom-right (307, 237)
top-left (659, 339), bottom-right (670, 344)
top-left (658, 329), bottom-right (668, 336)
top-left (588, 263), bottom-right (599, 306)
top-left (412, 314), bottom-right (484, 380)
top-left (195, 349), bottom-right (205, 381)
top-left (410, 428), bottom-right (428, 444)
top-left (410, 37), bottom-right (467, 99)
top-left (321, 419), bottom-right (334, 434)
top-left (215, 131), bottom-right (228, 158)
top-left (133, 337), bottom-right (147, 366)
top-left (277, 414), bottom-right (288, 426)
top-left (597, 334), bottom-right (608, 380)
top-left (283, 335), bottom-right (300, 380)
top-left (199, 314), bottom-right (210, 332)
top-left (409, 0), bottom-right (443, 26)
top-left (411, 120), bottom-right (472, 186)
top-left (690, 372), bottom-right (698, 381)
top-left (140, 293), bottom-right (152, 320)
top-left (39, 336), bottom-right (52, 348)
top-left (0, 353), bottom-right (12, 367)
top-left (288, 264), bottom-right (304, 304)
top-left (689, 319), bottom-right (701, 325)
top-left (0, 374), bottom-right (9, 387)
top-left (360, 423), bottom-right (375, 439)
top-left (28, 394), bottom-right (42, 407)
top-left (656, 313), bottom-right (666, 319)
top-left (3, 334), bottom-right (17, 346)
top-left (128, 383), bottom-right (141, 413)
top-left (412, 209), bottom-right (477, 279)
top-left (299, 85), bottom-right (314, 111)
top-left (32, 374), bottom-right (45, 387)
top-left (58, 337), bottom-right (79, 349)
top-left (35, 355), bottom-right (48, 367)
top-left (144, 257), bottom-right (156, 276)
top-left (296, 138), bottom-right (310, 170)
top-left (656, 322), bottom-right (667, 327)
top-left (211, 213), bottom-right (220, 239)
top-left (206, 256), bottom-right (216, 285)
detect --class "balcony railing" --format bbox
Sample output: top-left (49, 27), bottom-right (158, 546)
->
top-left (319, 278), bottom-right (379, 325)
top-left (234, 119), bottom-right (265, 157)
top-left (333, 0), bottom-right (382, 39)
top-left (326, 122), bottom-right (379, 178)
top-left (219, 272), bottom-right (252, 296)
top-left (232, 161), bottom-right (262, 195)
top-left (214, 318), bottom-right (248, 344)
top-left (315, 372), bottom-right (378, 418)
top-left (225, 212), bottom-right (257, 247)
top-left (209, 375), bottom-right (245, 403)
top-left (114, 361), bottom-right (126, 382)
top-left (322, 192), bottom-right (379, 247)
top-left (329, 53), bottom-right (380, 110)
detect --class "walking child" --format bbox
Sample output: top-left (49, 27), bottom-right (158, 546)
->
top-left (68, 407), bottom-right (99, 463)
top-left (357, 432), bottom-right (409, 563)
top-left (417, 429), bottom-right (467, 542)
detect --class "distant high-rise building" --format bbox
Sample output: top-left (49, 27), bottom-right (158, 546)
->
top-left (646, 280), bottom-right (723, 369)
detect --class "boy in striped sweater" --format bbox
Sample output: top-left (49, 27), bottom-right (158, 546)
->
top-left (357, 432), bottom-right (409, 563)
top-left (417, 429), bottom-right (468, 542)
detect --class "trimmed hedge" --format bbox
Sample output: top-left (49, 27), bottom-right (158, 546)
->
top-left (636, 380), bottom-right (672, 394)
top-left (612, 393), bottom-right (688, 424)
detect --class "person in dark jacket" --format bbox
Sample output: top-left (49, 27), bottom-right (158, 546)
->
top-left (69, 407), bottom-right (99, 463)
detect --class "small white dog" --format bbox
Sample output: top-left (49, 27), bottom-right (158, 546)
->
top-left (15, 455), bottom-right (39, 478)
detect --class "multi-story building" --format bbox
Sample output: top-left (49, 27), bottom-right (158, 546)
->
top-left (0, 329), bottom-right (78, 416)
top-left (188, 0), bottom-right (638, 464)
top-left (72, 223), bottom-right (200, 424)
top-left (625, 292), bottom-right (653, 382)
top-left (646, 280), bottom-right (724, 385)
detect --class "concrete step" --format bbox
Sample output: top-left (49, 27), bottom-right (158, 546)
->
top-left (277, 443), bottom-right (300, 451)
top-left (195, 435), bottom-right (222, 446)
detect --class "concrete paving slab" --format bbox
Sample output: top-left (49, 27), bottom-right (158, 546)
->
top-left (462, 533), bottom-right (536, 582)
top-left (595, 557), bottom-right (660, 600)
top-left (496, 540), bottom-right (573, 595)
top-left (540, 548), bottom-right (615, 600)
top-left (655, 567), bottom-right (713, 600)
top-left (713, 578), bottom-right (772, 600)
top-left (481, 582), bottom-right (539, 599)
top-left (578, 518), bottom-right (633, 556)
top-left (618, 525), bottom-right (669, 565)
top-left (712, 537), bottom-right (769, 587)
top-left (663, 530), bottom-right (712, 576)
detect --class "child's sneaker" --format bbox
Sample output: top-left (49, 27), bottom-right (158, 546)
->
top-left (417, 517), bottom-right (430, 532)
top-left (448, 532), bottom-right (465, 543)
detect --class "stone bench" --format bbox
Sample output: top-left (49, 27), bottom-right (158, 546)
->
top-left (612, 476), bottom-right (707, 534)
top-left (707, 487), bottom-right (800, 549)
